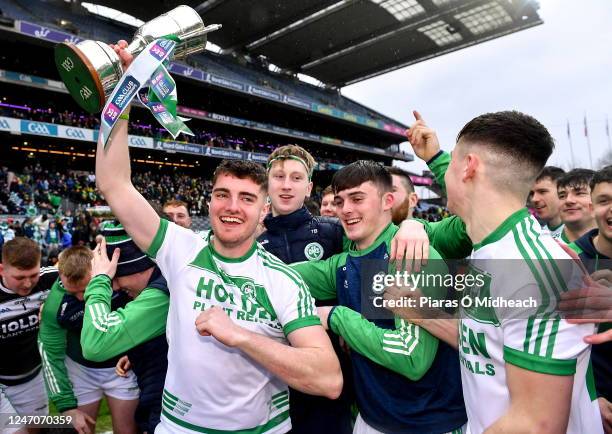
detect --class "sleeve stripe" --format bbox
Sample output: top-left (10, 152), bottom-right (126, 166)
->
top-left (147, 218), bottom-right (168, 258)
top-left (382, 323), bottom-right (421, 355)
top-left (38, 341), bottom-right (60, 395)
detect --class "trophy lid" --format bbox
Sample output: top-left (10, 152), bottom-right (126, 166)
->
top-left (55, 43), bottom-right (106, 113)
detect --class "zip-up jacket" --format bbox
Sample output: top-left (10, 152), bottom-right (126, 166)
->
top-left (569, 230), bottom-right (612, 401)
top-left (258, 205), bottom-right (353, 434)
top-left (292, 223), bottom-right (466, 434)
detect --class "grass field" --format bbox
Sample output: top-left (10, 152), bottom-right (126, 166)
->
top-left (49, 399), bottom-right (112, 433)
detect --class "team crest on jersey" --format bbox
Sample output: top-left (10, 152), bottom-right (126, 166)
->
top-left (240, 282), bottom-right (255, 296)
top-left (304, 242), bottom-right (324, 260)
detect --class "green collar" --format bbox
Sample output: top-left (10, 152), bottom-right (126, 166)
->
top-left (348, 222), bottom-right (397, 257)
top-left (473, 208), bottom-right (530, 251)
top-left (206, 231), bottom-right (257, 263)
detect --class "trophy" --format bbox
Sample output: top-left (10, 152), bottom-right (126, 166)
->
top-left (54, 5), bottom-right (220, 113)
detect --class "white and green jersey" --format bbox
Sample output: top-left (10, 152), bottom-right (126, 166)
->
top-left (541, 222), bottom-right (564, 240)
top-left (147, 219), bottom-right (320, 434)
top-left (459, 209), bottom-right (601, 434)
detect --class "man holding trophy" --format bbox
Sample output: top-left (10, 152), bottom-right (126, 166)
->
top-left (52, 6), bottom-right (345, 433)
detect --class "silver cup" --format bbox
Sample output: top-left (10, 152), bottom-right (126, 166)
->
top-left (55, 5), bottom-right (220, 113)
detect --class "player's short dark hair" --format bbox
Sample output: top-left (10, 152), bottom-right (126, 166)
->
top-left (163, 199), bottom-right (189, 212)
top-left (536, 166), bottom-right (565, 183)
top-left (332, 160), bottom-right (392, 195)
top-left (212, 160), bottom-right (267, 191)
top-left (2, 237), bottom-right (41, 269)
top-left (557, 168), bottom-right (595, 191)
top-left (457, 111), bottom-right (554, 175)
top-left (590, 165), bottom-right (612, 191)
top-left (386, 166), bottom-right (415, 193)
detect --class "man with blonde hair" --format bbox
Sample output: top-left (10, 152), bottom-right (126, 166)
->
top-left (39, 246), bottom-right (138, 434)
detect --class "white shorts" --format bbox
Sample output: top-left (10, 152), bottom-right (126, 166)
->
top-left (0, 387), bottom-right (20, 434)
top-left (2, 370), bottom-right (48, 416)
top-left (65, 357), bottom-right (139, 406)
top-left (353, 414), bottom-right (465, 434)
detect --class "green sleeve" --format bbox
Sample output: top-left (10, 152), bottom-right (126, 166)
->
top-left (567, 242), bottom-right (583, 255)
top-left (427, 150), bottom-right (451, 192)
top-left (290, 255), bottom-right (340, 300)
top-left (329, 307), bottom-right (438, 381)
top-left (81, 275), bottom-right (169, 362)
top-left (418, 215), bottom-right (473, 259)
top-left (38, 281), bottom-right (77, 413)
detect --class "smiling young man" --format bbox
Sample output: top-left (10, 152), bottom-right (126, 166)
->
top-left (0, 238), bottom-right (56, 433)
top-left (291, 161), bottom-right (466, 434)
top-left (97, 41), bottom-right (342, 434)
top-left (531, 166), bottom-right (566, 238)
top-left (258, 146), bottom-right (353, 433)
top-left (557, 169), bottom-right (597, 243)
top-left (395, 111), bottom-right (603, 434)
top-left (560, 166), bottom-right (612, 432)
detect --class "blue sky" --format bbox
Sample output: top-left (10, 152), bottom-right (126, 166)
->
top-left (343, 0), bottom-right (612, 174)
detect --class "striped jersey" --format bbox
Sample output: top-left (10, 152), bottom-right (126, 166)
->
top-left (541, 222), bottom-right (564, 240)
top-left (459, 209), bottom-right (602, 434)
top-left (0, 267), bottom-right (56, 385)
top-left (147, 219), bottom-right (320, 434)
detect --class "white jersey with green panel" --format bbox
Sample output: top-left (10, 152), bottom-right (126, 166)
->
top-left (459, 209), bottom-right (602, 434)
top-left (148, 219), bottom-right (320, 434)
top-left (541, 222), bottom-right (564, 240)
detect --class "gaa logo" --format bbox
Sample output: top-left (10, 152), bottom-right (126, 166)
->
top-left (304, 242), bottom-right (324, 261)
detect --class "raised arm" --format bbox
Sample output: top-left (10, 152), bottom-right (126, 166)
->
top-left (95, 41), bottom-right (160, 252)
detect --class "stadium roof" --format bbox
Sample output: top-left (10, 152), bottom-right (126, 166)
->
top-left (92, 0), bottom-right (543, 86)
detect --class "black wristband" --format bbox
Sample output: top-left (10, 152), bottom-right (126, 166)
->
top-left (327, 306), bottom-right (339, 332)
top-left (426, 150), bottom-right (444, 165)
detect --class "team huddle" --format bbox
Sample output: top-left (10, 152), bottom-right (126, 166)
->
top-left (0, 42), bottom-right (611, 434)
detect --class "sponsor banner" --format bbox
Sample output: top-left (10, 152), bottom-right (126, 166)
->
top-left (246, 152), bottom-right (268, 163)
top-left (0, 117), bottom-right (21, 132)
top-left (178, 106), bottom-right (207, 117)
top-left (168, 63), bottom-right (205, 81)
top-left (272, 126), bottom-right (290, 134)
top-left (203, 147), bottom-right (244, 160)
top-left (283, 95), bottom-right (311, 110)
top-left (207, 112), bottom-right (232, 123)
top-left (155, 140), bottom-right (201, 154)
top-left (4, 71), bottom-right (47, 86)
top-left (248, 85), bottom-right (281, 101)
top-left (129, 135), bottom-right (154, 149)
top-left (207, 74), bottom-right (244, 92)
top-left (18, 21), bottom-right (82, 45)
top-left (20, 120), bottom-right (58, 137)
top-left (57, 125), bottom-right (94, 141)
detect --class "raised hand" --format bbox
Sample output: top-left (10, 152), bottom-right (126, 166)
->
top-left (404, 110), bottom-right (441, 162)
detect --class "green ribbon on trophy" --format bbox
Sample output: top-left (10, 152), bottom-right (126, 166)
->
top-left (99, 37), bottom-right (193, 148)
top-left (137, 61), bottom-right (194, 140)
